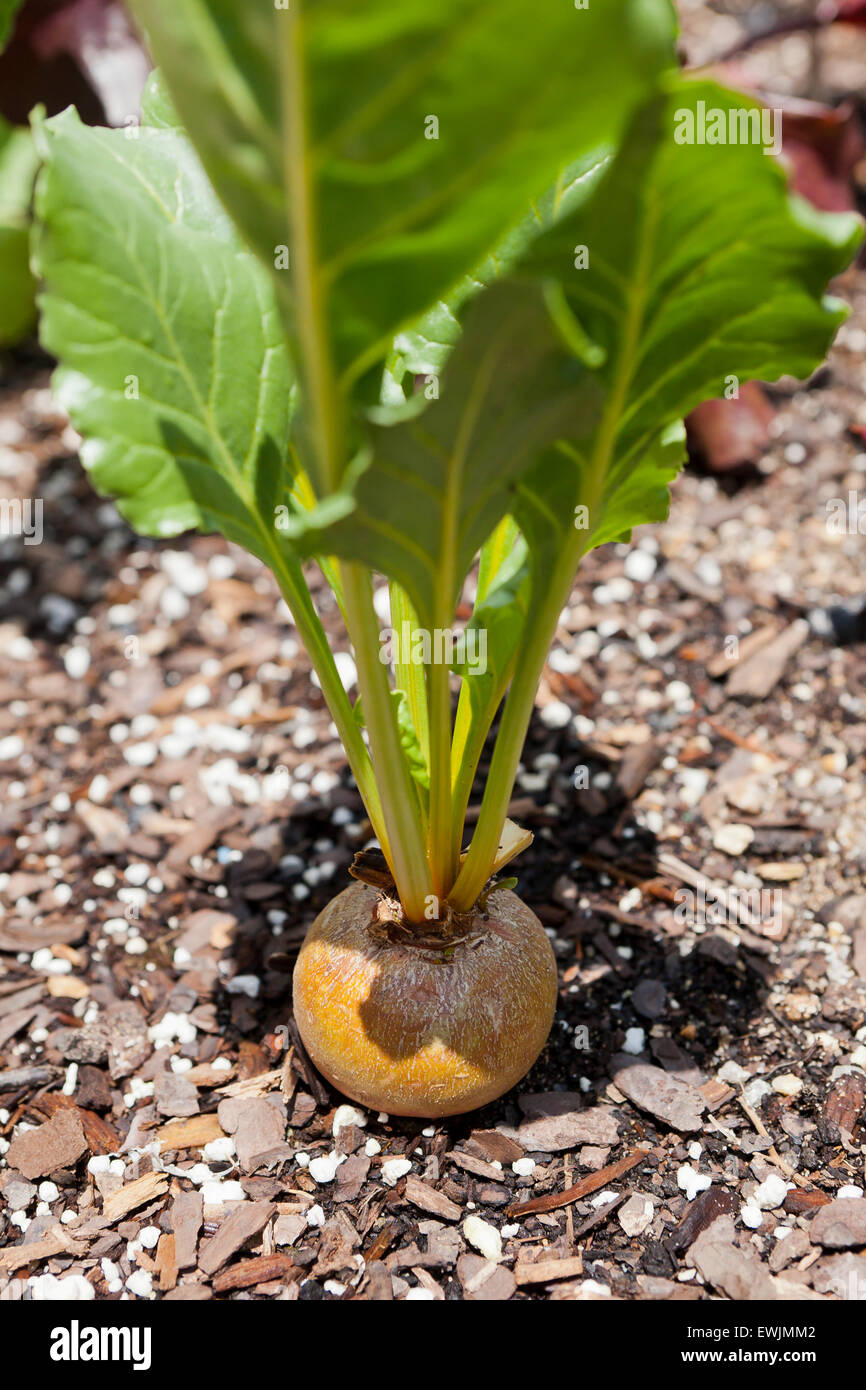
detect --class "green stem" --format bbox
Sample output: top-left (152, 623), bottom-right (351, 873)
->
top-left (449, 515), bottom-right (522, 871)
top-left (341, 562), bottom-right (434, 922)
top-left (291, 464), bottom-right (346, 614)
top-left (448, 544), bottom-right (579, 912)
top-left (388, 581), bottom-right (429, 771)
top-left (450, 189), bottom-right (657, 912)
top-left (263, 538), bottom-right (388, 852)
top-left (426, 640), bottom-right (455, 898)
top-left (449, 666), bottom-right (513, 871)
top-left (450, 689), bottom-right (479, 866)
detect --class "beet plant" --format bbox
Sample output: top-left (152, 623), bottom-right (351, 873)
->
top-left (30, 0), bottom-right (861, 1115)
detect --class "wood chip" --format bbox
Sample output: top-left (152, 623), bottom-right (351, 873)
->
top-left (104, 1000), bottom-right (150, 1081)
top-left (182, 1062), bottom-right (237, 1088)
top-left (706, 623), bottom-right (780, 678)
top-left (217, 1095), bottom-right (290, 1172)
top-left (363, 1261), bottom-right (393, 1300)
top-left (609, 741), bottom-right (663, 805)
top-left (758, 862), bottom-right (807, 882)
top-left (171, 1189), bottom-right (203, 1271)
top-left (515, 1254), bottom-right (586, 1286)
top-left (726, 620), bottom-right (809, 700)
top-left (102, 1171), bottom-right (168, 1223)
top-left (809, 1197), bottom-right (866, 1249)
top-left (157, 1112), bottom-right (226, 1153)
top-left (75, 799), bottom-right (128, 853)
top-left (215, 1068), bottom-right (282, 1100)
top-left (46, 976), bottom-right (89, 999)
top-left (0, 922), bottom-right (84, 954)
top-left (198, 1201), bottom-right (275, 1276)
top-left (0, 1064), bottom-right (62, 1091)
top-left (34, 1094), bottom-right (121, 1155)
top-left (334, 1152), bottom-right (370, 1202)
top-left (403, 1175), bottom-right (461, 1222)
top-left (445, 1149), bottom-right (504, 1182)
top-left (411, 1266), bottom-right (445, 1300)
top-left (5, 1107), bottom-right (88, 1179)
top-left (509, 1148), bottom-right (647, 1217)
top-left (698, 1078), bottom-right (736, 1113)
top-left (686, 1214), bottom-right (775, 1299)
top-left (819, 1072), bottom-right (866, 1145)
top-left (783, 1188), bottom-right (831, 1215)
top-left (0, 1225), bottom-right (87, 1271)
top-left (611, 1055), bottom-right (706, 1133)
top-left (154, 1071), bottom-right (200, 1119)
top-left (364, 1220), bottom-right (400, 1263)
top-left (468, 1130), bottom-right (524, 1165)
top-left (163, 810), bottom-right (238, 876)
top-left (457, 1254), bottom-right (516, 1301)
top-left (669, 1187), bottom-right (736, 1254)
top-left (155, 1233), bottom-right (178, 1292)
top-left (212, 1253), bottom-right (295, 1293)
top-left (517, 1094), bottom-right (619, 1152)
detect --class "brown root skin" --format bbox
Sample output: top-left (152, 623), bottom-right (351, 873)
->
top-left (292, 881), bottom-right (557, 1118)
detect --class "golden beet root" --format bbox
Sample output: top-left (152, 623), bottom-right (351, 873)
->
top-left (292, 881), bottom-right (558, 1118)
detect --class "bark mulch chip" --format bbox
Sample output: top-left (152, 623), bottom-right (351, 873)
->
top-left (517, 1093), bottom-right (620, 1151)
top-left (198, 1202), bottom-right (275, 1277)
top-left (809, 1198), bottom-right (866, 1250)
top-left (6, 1108), bottom-right (88, 1180)
top-left (610, 1055), bottom-right (706, 1133)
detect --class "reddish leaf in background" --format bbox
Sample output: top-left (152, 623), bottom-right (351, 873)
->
top-left (686, 382), bottom-right (776, 474)
top-left (713, 57), bottom-right (866, 217)
top-left (780, 98), bottom-right (865, 213)
top-left (686, 68), bottom-right (866, 474)
top-left (835, 0), bottom-right (866, 25)
top-left (0, 0), bottom-right (149, 128)
top-left (31, 0), bottom-right (149, 126)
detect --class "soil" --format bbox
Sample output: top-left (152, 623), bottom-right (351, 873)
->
top-left (0, 1), bottom-right (865, 1303)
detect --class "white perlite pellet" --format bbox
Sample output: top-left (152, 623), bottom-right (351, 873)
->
top-left (332, 1104), bottom-right (367, 1135)
top-left (753, 1174), bottom-right (789, 1210)
top-left (741, 1205), bottom-right (763, 1230)
top-left (463, 1215), bottom-right (502, 1263)
top-left (29, 1274), bottom-right (95, 1301)
top-left (308, 1152), bottom-right (346, 1184)
top-left (677, 1165), bottom-right (712, 1202)
top-left (380, 1158), bottom-right (412, 1187)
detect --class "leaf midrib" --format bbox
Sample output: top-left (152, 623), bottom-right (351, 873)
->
top-left (583, 188), bottom-right (661, 529)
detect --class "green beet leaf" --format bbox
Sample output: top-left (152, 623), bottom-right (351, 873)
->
top-left (0, 0), bottom-right (22, 49)
top-left (0, 117), bottom-right (39, 347)
top-left (32, 108), bottom-right (294, 562)
top-left (286, 281), bottom-right (599, 635)
top-left (126, 0), bottom-right (676, 454)
top-left (515, 83), bottom-right (862, 567)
